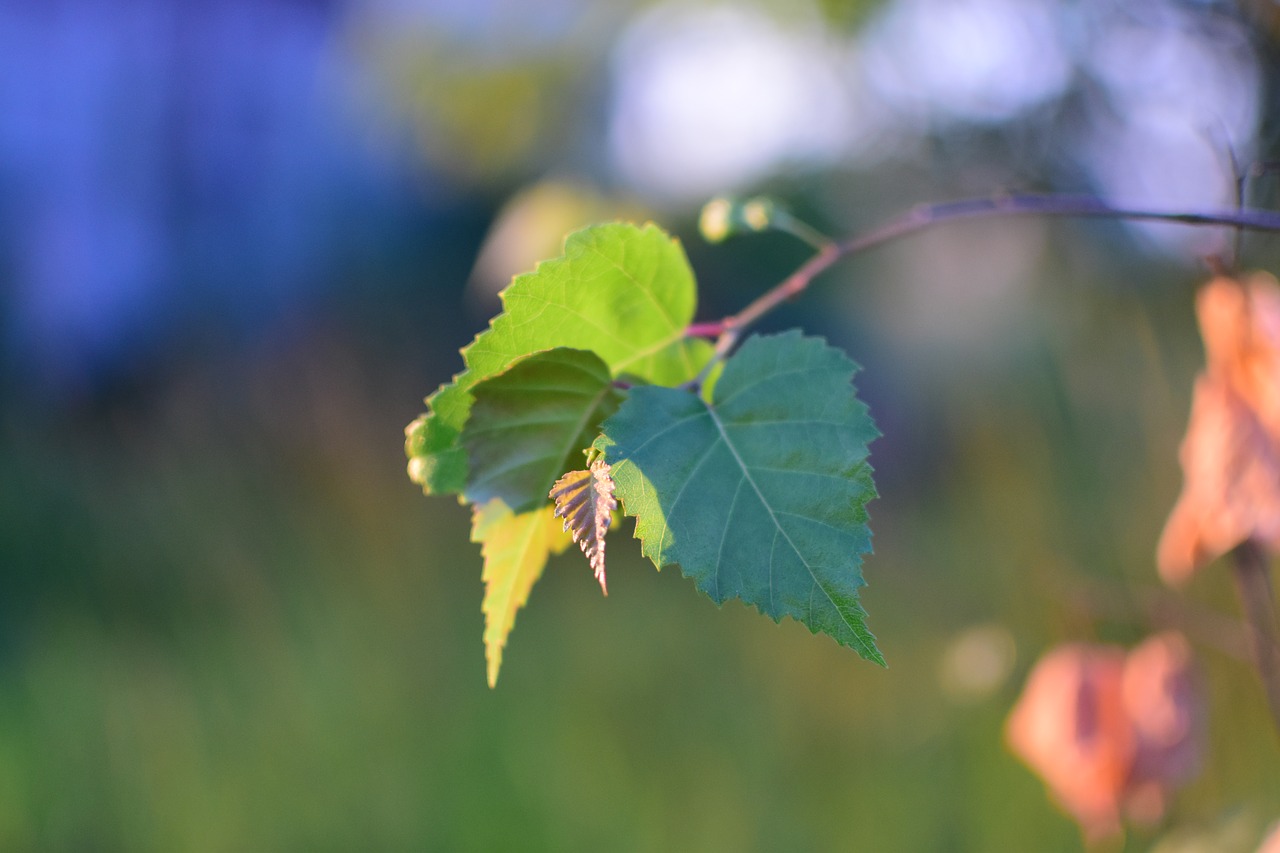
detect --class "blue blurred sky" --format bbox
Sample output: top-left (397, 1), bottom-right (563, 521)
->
top-left (0, 0), bottom-right (419, 393)
top-left (0, 0), bottom-right (1266, 395)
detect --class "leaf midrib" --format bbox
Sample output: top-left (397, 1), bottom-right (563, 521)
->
top-left (704, 403), bottom-right (874, 658)
top-left (548, 382), bottom-right (618, 496)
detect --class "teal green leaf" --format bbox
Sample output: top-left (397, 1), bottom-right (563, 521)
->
top-left (461, 348), bottom-right (623, 513)
top-left (594, 331), bottom-right (883, 664)
top-left (405, 223), bottom-right (712, 496)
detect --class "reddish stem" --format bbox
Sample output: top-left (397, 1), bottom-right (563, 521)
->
top-left (684, 321), bottom-right (726, 339)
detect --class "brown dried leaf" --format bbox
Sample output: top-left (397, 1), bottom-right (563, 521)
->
top-left (1006, 633), bottom-right (1202, 842)
top-left (549, 460), bottom-right (616, 595)
top-left (1158, 272), bottom-right (1280, 584)
top-left (1122, 632), bottom-right (1202, 824)
top-left (1006, 643), bottom-right (1132, 841)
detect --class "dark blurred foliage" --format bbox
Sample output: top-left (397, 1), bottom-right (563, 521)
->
top-left (1, 0), bottom-right (1280, 848)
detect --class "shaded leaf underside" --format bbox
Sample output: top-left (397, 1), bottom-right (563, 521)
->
top-left (462, 348), bottom-right (623, 513)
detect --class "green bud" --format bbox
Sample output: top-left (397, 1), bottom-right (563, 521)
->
top-left (741, 197), bottom-right (776, 231)
top-left (699, 197), bottom-right (734, 243)
top-left (698, 196), bottom-right (780, 243)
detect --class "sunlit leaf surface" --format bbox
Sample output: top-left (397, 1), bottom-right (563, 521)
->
top-left (407, 223), bottom-right (711, 495)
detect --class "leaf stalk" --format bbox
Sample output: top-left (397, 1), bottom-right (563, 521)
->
top-left (1231, 540), bottom-right (1280, 737)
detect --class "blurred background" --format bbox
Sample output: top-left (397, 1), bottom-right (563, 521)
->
top-left (2, 0), bottom-right (1280, 849)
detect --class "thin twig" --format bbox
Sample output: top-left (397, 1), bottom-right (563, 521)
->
top-left (686, 242), bottom-right (840, 389)
top-left (686, 193), bottom-right (1280, 384)
top-left (771, 210), bottom-right (836, 251)
top-left (1230, 540), bottom-right (1280, 737)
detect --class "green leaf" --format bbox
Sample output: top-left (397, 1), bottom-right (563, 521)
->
top-left (406, 223), bottom-right (712, 496)
top-left (461, 348), bottom-right (623, 513)
top-left (472, 499), bottom-right (572, 688)
top-left (595, 331), bottom-right (883, 664)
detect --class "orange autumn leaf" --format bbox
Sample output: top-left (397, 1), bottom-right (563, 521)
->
top-left (1121, 632), bottom-right (1201, 824)
top-left (1157, 272), bottom-right (1280, 585)
top-left (1006, 643), bottom-right (1132, 840)
top-left (1260, 820), bottom-right (1280, 853)
top-left (1006, 633), bottom-right (1202, 841)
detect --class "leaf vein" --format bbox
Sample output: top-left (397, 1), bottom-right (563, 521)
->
top-left (712, 477), bottom-right (746, 602)
top-left (549, 383), bottom-right (617, 491)
top-left (715, 366), bottom-right (840, 408)
top-left (661, 433), bottom-right (725, 549)
top-left (705, 404), bottom-right (849, 630)
top-left (619, 406), bottom-right (708, 457)
top-left (582, 240), bottom-right (682, 332)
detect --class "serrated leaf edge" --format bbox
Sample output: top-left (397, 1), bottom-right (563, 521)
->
top-left (473, 501), bottom-right (570, 688)
top-left (596, 331), bottom-right (884, 666)
top-left (407, 222), bottom-right (703, 496)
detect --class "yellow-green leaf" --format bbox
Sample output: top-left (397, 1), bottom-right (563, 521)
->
top-left (406, 222), bottom-right (712, 496)
top-left (472, 499), bottom-right (572, 688)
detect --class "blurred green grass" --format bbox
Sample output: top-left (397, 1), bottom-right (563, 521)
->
top-left (0, 263), bottom-right (1278, 851)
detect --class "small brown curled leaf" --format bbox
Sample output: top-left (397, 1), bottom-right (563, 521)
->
top-left (550, 460), bottom-right (616, 595)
